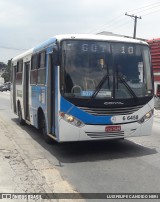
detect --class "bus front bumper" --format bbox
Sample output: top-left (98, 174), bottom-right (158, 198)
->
top-left (58, 117), bottom-right (153, 142)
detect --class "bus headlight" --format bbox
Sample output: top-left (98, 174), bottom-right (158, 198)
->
top-left (59, 112), bottom-right (85, 127)
top-left (138, 109), bottom-right (154, 124)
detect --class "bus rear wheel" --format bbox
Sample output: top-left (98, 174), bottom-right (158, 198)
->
top-left (18, 104), bottom-right (25, 125)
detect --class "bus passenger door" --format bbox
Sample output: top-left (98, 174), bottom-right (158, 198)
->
top-left (23, 62), bottom-right (30, 121)
top-left (47, 53), bottom-right (55, 136)
top-left (13, 65), bottom-right (17, 113)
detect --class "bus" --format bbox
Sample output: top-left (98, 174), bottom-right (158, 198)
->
top-left (11, 34), bottom-right (154, 143)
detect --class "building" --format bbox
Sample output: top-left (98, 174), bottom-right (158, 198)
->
top-left (147, 38), bottom-right (160, 96)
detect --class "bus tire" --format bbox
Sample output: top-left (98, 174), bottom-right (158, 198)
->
top-left (40, 113), bottom-right (53, 144)
top-left (18, 104), bottom-right (25, 125)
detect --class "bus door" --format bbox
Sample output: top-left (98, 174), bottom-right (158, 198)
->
top-left (23, 62), bottom-right (30, 121)
top-left (13, 65), bottom-right (17, 113)
top-left (47, 53), bottom-right (55, 136)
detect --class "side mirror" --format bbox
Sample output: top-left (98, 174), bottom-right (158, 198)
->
top-left (53, 47), bottom-right (59, 66)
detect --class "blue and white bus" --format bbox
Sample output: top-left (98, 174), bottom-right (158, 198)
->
top-left (11, 34), bottom-right (154, 143)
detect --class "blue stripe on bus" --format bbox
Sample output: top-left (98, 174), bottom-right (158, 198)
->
top-left (60, 97), bottom-right (112, 125)
top-left (33, 37), bottom-right (56, 53)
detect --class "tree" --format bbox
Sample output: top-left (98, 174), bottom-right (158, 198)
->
top-left (1, 60), bottom-right (12, 82)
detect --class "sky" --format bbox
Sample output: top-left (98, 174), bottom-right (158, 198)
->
top-left (1, 0), bottom-right (160, 64)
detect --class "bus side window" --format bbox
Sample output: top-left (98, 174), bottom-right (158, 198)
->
top-left (16, 60), bottom-right (23, 84)
top-left (37, 51), bottom-right (46, 85)
top-left (30, 54), bottom-right (38, 85)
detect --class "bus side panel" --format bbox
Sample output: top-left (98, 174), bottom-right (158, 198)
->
top-left (30, 85), bottom-right (47, 128)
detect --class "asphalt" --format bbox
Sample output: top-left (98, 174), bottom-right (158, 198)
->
top-left (0, 91), bottom-right (85, 202)
top-left (0, 91), bottom-right (160, 202)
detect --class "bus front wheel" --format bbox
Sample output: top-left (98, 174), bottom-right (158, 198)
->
top-left (40, 113), bottom-right (53, 144)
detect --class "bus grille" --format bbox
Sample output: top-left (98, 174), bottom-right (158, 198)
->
top-left (79, 105), bottom-right (144, 116)
top-left (86, 131), bottom-right (124, 139)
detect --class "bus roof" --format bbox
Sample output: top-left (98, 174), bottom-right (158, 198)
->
top-left (12, 34), bottom-right (148, 62)
top-left (12, 48), bottom-right (34, 62)
top-left (55, 34), bottom-right (148, 45)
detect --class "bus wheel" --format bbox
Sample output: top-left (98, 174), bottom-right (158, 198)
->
top-left (18, 104), bottom-right (25, 125)
top-left (41, 114), bottom-right (53, 144)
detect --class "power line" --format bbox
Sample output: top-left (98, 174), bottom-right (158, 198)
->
top-left (118, 3), bottom-right (160, 32)
top-left (104, 16), bottom-right (126, 30)
top-left (142, 7), bottom-right (160, 16)
top-left (127, 1), bottom-right (160, 13)
top-left (87, 14), bottom-right (124, 34)
top-left (89, 1), bottom-right (160, 35)
top-left (110, 20), bottom-right (131, 32)
top-left (0, 46), bottom-right (26, 51)
top-left (134, 4), bottom-right (160, 15)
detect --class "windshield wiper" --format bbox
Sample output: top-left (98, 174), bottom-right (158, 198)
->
top-left (117, 75), bottom-right (138, 99)
top-left (115, 64), bottom-right (138, 99)
top-left (89, 72), bottom-right (110, 101)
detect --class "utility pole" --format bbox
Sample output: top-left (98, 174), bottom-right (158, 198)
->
top-left (125, 13), bottom-right (142, 39)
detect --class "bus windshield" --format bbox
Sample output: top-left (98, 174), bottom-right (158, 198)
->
top-left (61, 40), bottom-right (153, 100)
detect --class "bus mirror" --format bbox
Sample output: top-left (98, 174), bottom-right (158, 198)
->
top-left (53, 48), bottom-right (59, 66)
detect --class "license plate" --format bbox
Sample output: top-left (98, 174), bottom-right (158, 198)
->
top-left (105, 125), bottom-right (121, 132)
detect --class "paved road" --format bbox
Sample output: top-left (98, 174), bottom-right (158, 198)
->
top-left (0, 92), bottom-right (160, 202)
top-left (0, 92), bottom-right (84, 202)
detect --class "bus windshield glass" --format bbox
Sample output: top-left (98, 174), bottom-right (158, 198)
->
top-left (61, 40), bottom-right (153, 100)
